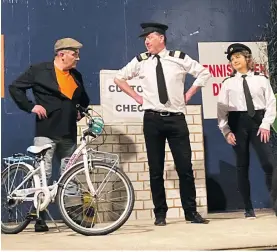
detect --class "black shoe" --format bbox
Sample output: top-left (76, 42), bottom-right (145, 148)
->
top-left (34, 218), bottom-right (49, 232)
top-left (29, 207), bottom-right (46, 219)
top-left (185, 211), bottom-right (209, 224)
top-left (273, 201), bottom-right (277, 217)
top-left (154, 217), bottom-right (166, 226)
top-left (244, 209), bottom-right (256, 219)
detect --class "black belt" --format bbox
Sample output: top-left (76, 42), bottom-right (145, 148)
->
top-left (228, 109), bottom-right (265, 116)
top-left (145, 109), bottom-right (183, 116)
top-left (228, 109), bottom-right (265, 124)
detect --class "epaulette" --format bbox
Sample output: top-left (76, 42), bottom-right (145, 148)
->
top-left (169, 50), bottom-right (186, 59)
top-left (222, 74), bottom-right (235, 83)
top-left (254, 71), bottom-right (268, 79)
top-left (136, 52), bottom-right (150, 62)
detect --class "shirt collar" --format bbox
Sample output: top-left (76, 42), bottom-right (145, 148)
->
top-left (236, 70), bottom-right (253, 78)
top-left (150, 47), bottom-right (168, 59)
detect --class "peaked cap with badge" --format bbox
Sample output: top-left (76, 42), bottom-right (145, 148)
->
top-left (139, 22), bottom-right (168, 37)
top-left (225, 43), bottom-right (252, 61)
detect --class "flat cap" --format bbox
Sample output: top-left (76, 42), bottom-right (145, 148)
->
top-left (139, 22), bottom-right (168, 37)
top-left (54, 38), bottom-right (83, 52)
top-left (225, 43), bottom-right (252, 60)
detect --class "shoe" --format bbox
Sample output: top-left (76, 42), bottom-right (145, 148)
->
top-left (273, 201), bottom-right (277, 217)
top-left (185, 211), bottom-right (210, 224)
top-left (244, 209), bottom-right (256, 219)
top-left (154, 217), bottom-right (166, 226)
top-left (29, 207), bottom-right (46, 219)
top-left (34, 218), bottom-right (49, 232)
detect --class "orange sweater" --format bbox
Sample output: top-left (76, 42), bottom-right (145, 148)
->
top-left (54, 65), bottom-right (78, 99)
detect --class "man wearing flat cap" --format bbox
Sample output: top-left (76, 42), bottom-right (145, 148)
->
top-left (9, 37), bottom-right (90, 232)
top-left (114, 22), bottom-right (211, 225)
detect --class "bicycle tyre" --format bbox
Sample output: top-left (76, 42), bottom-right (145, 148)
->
top-left (57, 161), bottom-right (135, 236)
top-left (1, 163), bottom-right (33, 234)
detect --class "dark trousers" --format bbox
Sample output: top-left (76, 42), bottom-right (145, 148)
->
top-left (143, 110), bottom-right (196, 218)
top-left (272, 164), bottom-right (277, 212)
top-left (228, 110), bottom-right (275, 211)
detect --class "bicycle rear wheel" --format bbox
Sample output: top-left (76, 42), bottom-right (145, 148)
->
top-left (1, 163), bottom-right (34, 234)
top-left (57, 161), bottom-right (135, 236)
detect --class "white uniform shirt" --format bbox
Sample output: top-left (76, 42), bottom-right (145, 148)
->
top-left (217, 71), bottom-right (276, 136)
top-left (115, 48), bottom-right (211, 113)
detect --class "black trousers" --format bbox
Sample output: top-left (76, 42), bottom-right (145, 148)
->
top-left (272, 162), bottom-right (277, 212)
top-left (143, 110), bottom-right (196, 218)
top-left (228, 110), bottom-right (275, 211)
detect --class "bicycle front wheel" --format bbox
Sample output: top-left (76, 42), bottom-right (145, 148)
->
top-left (57, 161), bottom-right (135, 236)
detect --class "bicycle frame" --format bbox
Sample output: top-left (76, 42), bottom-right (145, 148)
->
top-left (5, 159), bottom-right (54, 211)
top-left (5, 107), bottom-right (117, 212)
top-left (6, 133), bottom-right (96, 211)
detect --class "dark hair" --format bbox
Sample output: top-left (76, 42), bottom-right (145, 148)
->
top-left (163, 35), bottom-right (167, 45)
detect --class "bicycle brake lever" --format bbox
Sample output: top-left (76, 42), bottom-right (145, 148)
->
top-left (76, 104), bottom-right (92, 114)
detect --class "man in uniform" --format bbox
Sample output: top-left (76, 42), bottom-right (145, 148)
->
top-left (114, 22), bottom-right (211, 225)
top-left (9, 38), bottom-right (90, 232)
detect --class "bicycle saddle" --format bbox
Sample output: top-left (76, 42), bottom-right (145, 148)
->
top-left (27, 144), bottom-right (52, 155)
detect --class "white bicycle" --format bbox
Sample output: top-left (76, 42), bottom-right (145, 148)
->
top-left (1, 105), bottom-right (135, 236)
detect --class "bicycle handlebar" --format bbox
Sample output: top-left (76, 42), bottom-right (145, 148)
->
top-left (76, 104), bottom-right (97, 139)
top-left (76, 104), bottom-right (92, 115)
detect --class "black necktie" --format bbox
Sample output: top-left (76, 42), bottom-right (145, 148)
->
top-left (242, 75), bottom-right (255, 117)
top-left (155, 55), bottom-right (168, 104)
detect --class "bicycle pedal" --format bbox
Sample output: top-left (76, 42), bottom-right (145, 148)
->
top-left (26, 213), bottom-right (38, 220)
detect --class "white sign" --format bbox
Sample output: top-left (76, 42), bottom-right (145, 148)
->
top-left (100, 70), bottom-right (144, 123)
top-left (198, 41), bottom-right (268, 119)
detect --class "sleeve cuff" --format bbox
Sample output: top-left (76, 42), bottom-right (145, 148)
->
top-left (192, 80), bottom-right (205, 87)
top-left (115, 72), bottom-right (126, 80)
top-left (26, 102), bottom-right (36, 113)
top-left (259, 122), bottom-right (271, 131)
top-left (221, 127), bottom-right (231, 138)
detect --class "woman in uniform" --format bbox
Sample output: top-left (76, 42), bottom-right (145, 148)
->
top-left (217, 43), bottom-right (276, 218)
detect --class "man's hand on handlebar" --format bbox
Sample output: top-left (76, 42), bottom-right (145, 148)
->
top-left (76, 104), bottom-right (92, 117)
top-left (76, 111), bottom-right (82, 121)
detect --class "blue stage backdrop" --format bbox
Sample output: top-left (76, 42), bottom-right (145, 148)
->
top-left (1, 0), bottom-right (274, 216)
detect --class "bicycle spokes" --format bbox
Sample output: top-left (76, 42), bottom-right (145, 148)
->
top-left (60, 164), bottom-right (132, 232)
top-left (1, 165), bottom-right (34, 230)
